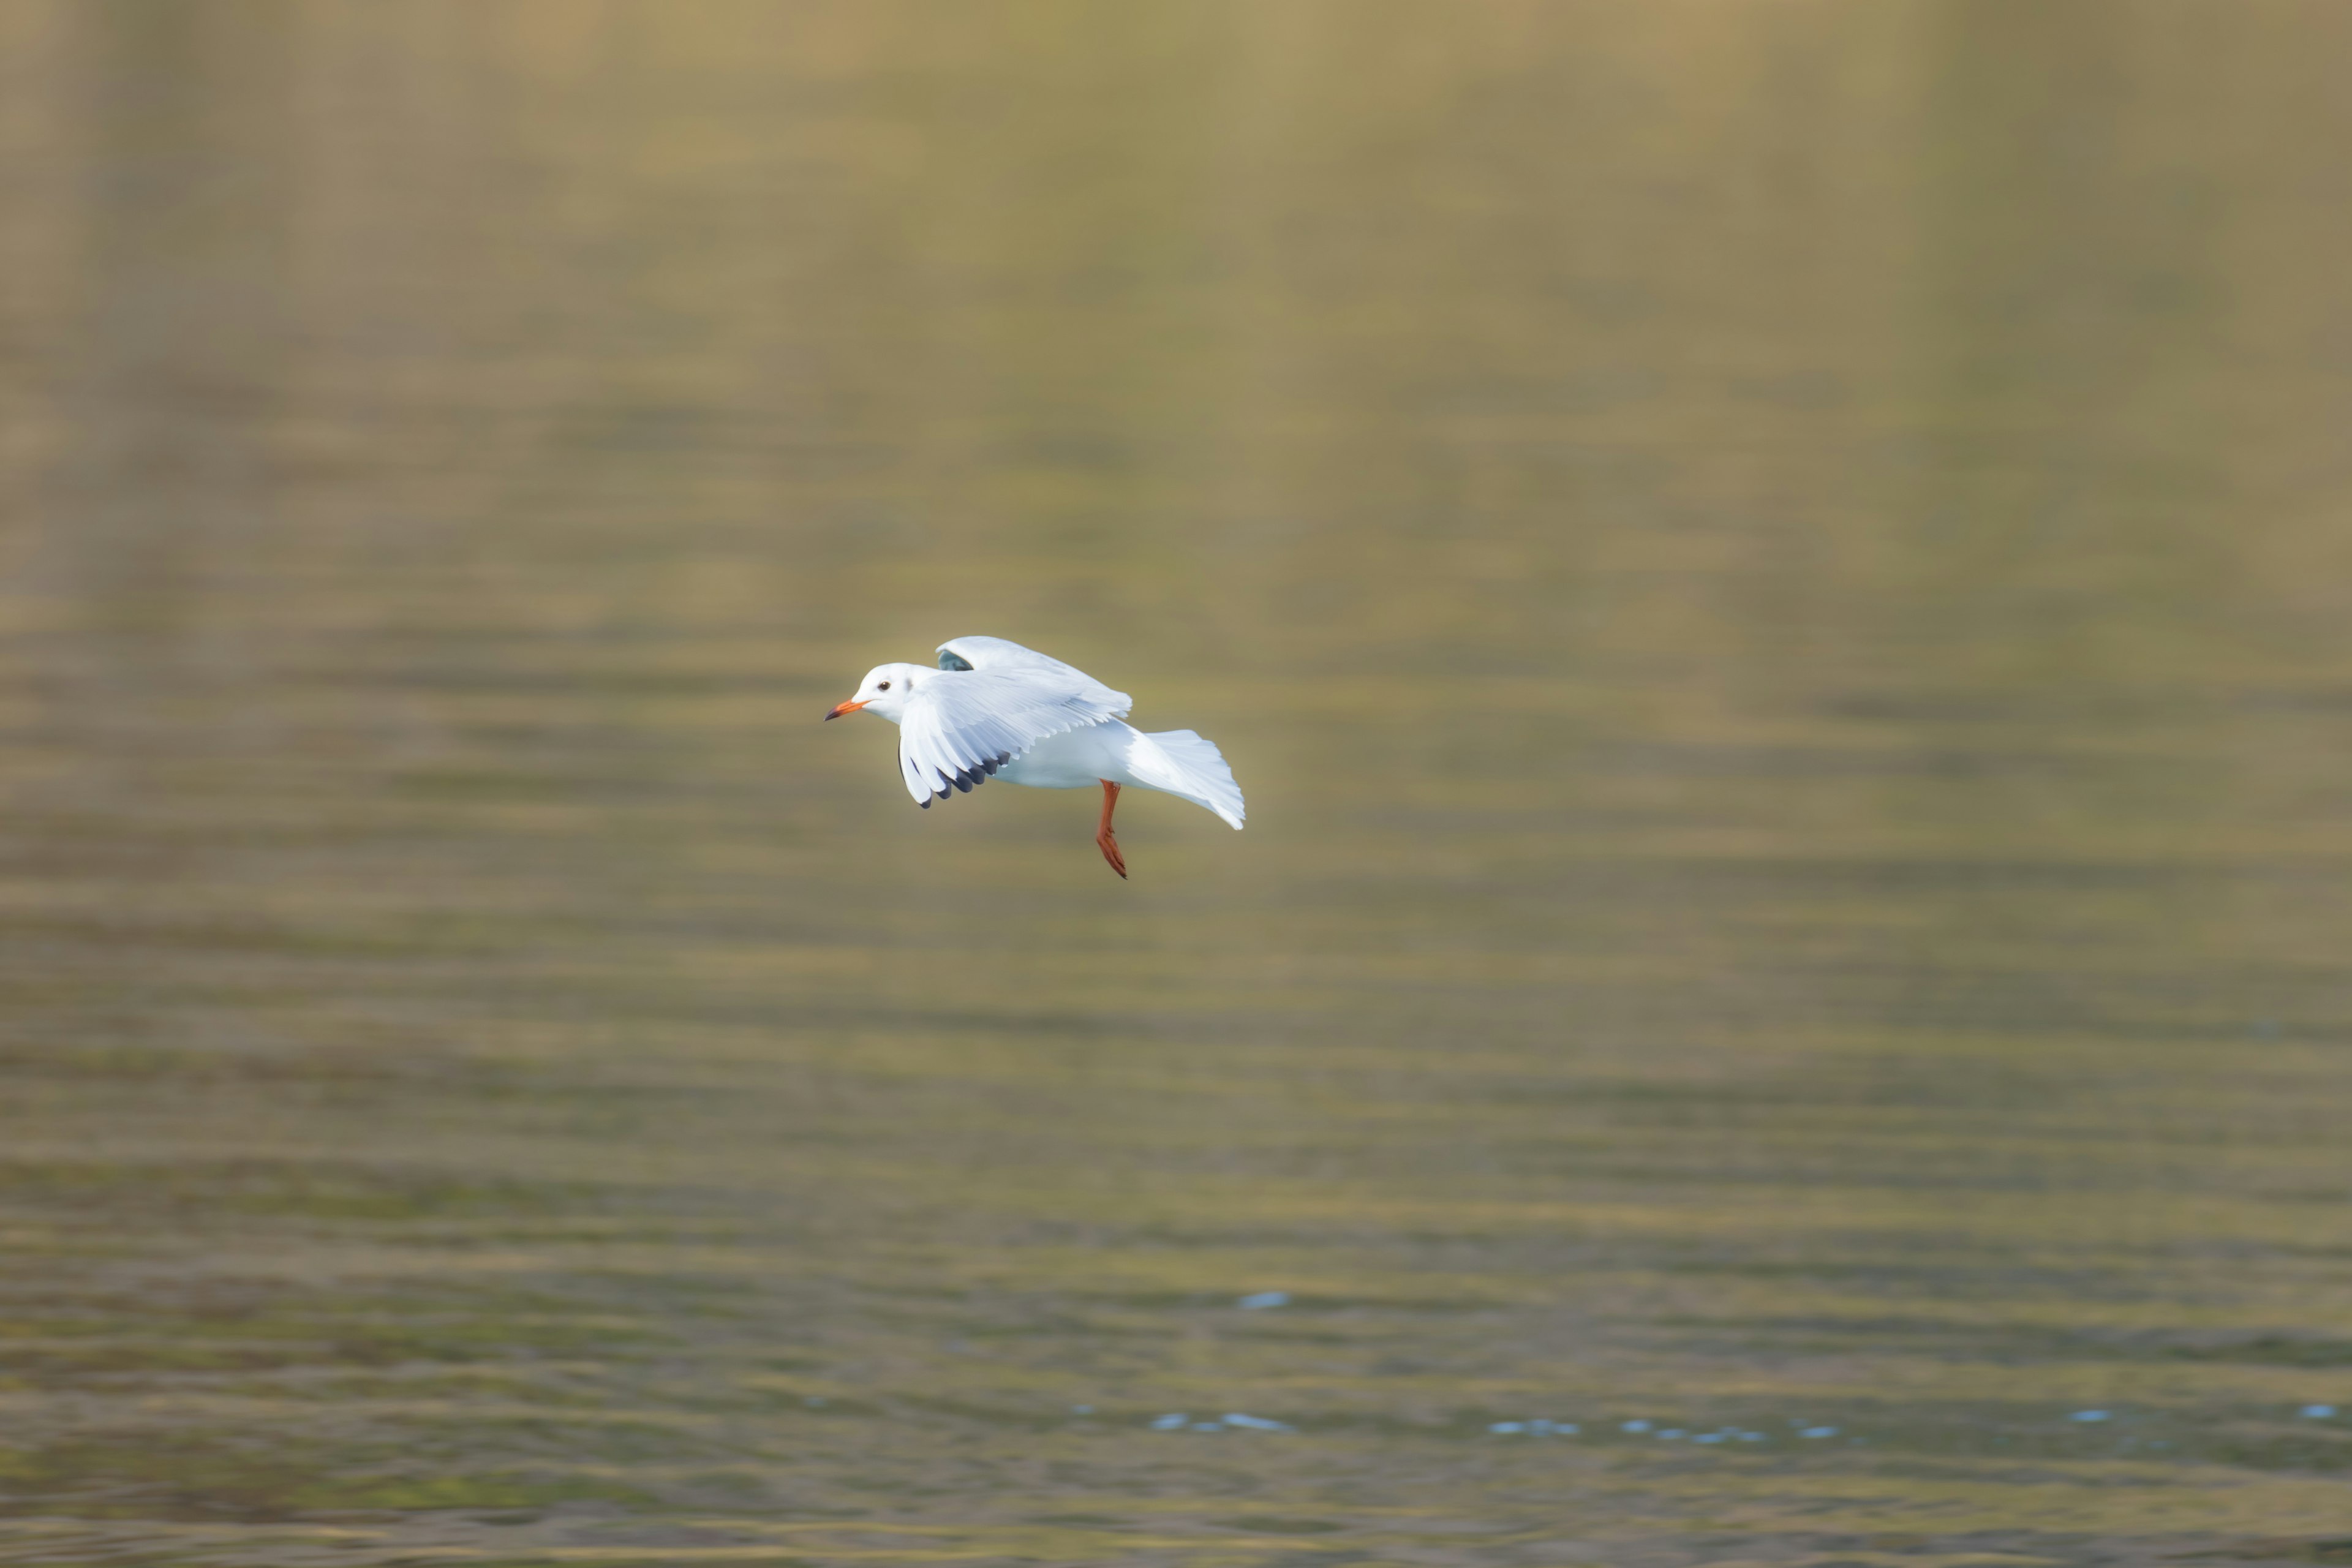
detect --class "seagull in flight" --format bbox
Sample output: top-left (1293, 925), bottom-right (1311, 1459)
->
top-left (825, 635), bottom-right (1245, 879)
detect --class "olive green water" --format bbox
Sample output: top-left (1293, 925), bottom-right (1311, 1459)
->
top-left (4, 3), bottom-right (2351, 1564)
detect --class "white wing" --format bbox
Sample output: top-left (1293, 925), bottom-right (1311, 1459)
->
top-left (936, 635), bottom-right (1129, 712)
top-left (899, 664), bottom-right (1132, 807)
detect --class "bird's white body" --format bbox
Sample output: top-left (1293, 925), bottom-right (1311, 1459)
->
top-left (825, 635), bottom-right (1243, 876)
top-left (998, 719), bottom-right (1243, 827)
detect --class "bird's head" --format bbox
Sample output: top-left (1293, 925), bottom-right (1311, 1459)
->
top-left (826, 663), bottom-right (925, 724)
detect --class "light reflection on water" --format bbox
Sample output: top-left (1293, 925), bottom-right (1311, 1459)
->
top-left (2, 3), bottom-right (2351, 1564)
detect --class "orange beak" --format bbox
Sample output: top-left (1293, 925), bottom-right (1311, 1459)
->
top-left (824, 699), bottom-right (869, 721)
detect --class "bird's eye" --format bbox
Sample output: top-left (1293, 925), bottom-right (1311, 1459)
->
top-left (878, 681), bottom-right (891, 690)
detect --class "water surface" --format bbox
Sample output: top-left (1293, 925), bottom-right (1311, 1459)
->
top-left (3, 3), bottom-right (2351, 1564)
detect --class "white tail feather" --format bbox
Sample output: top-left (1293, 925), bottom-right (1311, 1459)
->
top-left (1125, 729), bottom-right (1246, 829)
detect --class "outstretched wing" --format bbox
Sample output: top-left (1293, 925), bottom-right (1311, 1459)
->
top-left (899, 665), bottom-right (1131, 807)
top-left (936, 635), bottom-right (1129, 712)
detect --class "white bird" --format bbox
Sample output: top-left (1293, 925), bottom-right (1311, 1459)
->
top-left (825, 635), bottom-right (1245, 879)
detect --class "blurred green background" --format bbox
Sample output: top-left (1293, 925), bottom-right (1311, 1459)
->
top-left (3, 2), bottom-right (2351, 1564)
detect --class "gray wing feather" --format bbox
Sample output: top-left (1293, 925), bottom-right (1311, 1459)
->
top-left (899, 668), bottom-right (1129, 807)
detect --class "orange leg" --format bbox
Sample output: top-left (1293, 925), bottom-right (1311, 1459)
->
top-left (1095, 780), bottom-right (1127, 880)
